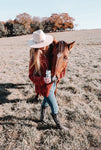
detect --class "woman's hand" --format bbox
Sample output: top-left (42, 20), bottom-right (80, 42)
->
top-left (44, 77), bottom-right (51, 84)
top-left (51, 76), bottom-right (58, 82)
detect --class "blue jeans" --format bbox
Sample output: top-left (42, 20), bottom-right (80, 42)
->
top-left (41, 82), bottom-right (58, 114)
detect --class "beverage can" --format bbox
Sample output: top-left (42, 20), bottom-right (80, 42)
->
top-left (46, 70), bottom-right (51, 82)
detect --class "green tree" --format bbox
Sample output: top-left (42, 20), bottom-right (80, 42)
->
top-left (41, 18), bottom-right (54, 32)
top-left (0, 21), bottom-right (7, 37)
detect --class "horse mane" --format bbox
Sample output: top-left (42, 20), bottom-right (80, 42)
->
top-left (56, 41), bottom-right (67, 53)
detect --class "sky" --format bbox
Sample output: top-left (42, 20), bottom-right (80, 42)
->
top-left (0, 0), bottom-right (101, 29)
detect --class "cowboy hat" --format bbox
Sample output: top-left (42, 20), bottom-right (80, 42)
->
top-left (28, 29), bottom-right (53, 48)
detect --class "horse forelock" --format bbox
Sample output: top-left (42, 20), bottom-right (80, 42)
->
top-left (57, 41), bottom-right (67, 54)
top-left (52, 41), bottom-right (66, 54)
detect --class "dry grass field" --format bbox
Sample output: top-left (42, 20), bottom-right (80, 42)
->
top-left (0, 29), bottom-right (101, 150)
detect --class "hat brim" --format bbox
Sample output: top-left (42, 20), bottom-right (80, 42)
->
top-left (28, 34), bottom-right (53, 48)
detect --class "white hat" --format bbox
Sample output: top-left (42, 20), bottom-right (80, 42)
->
top-left (28, 29), bottom-right (53, 48)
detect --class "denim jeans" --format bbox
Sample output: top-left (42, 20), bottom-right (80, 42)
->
top-left (41, 82), bottom-right (59, 114)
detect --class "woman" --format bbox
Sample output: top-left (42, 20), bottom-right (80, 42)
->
top-left (28, 30), bottom-right (67, 130)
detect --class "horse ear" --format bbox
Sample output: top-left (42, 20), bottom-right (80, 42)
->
top-left (52, 38), bottom-right (58, 46)
top-left (67, 41), bottom-right (75, 51)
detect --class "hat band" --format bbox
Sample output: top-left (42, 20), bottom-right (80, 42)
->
top-left (33, 39), bottom-right (45, 44)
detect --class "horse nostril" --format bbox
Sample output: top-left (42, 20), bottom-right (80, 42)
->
top-left (64, 56), bottom-right (68, 60)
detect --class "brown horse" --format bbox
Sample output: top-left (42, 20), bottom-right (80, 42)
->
top-left (51, 40), bottom-right (75, 95)
top-left (32, 39), bottom-right (75, 100)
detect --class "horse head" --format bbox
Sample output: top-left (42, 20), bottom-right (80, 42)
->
top-left (51, 40), bottom-right (75, 80)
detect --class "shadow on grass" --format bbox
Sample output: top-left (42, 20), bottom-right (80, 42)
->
top-left (0, 82), bottom-right (41, 105)
top-left (0, 115), bottom-right (57, 130)
top-left (0, 115), bottom-right (40, 127)
top-left (0, 83), bottom-right (29, 105)
top-left (37, 123), bottom-right (57, 130)
top-left (26, 94), bottom-right (41, 104)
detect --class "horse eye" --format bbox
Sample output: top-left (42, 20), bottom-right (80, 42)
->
top-left (64, 56), bottom-right (68, 60)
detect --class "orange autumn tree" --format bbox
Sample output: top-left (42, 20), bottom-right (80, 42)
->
top-left (49, 13), bottom-right (75, 31)
top-left (15, 13), bottom-right (32, 33)
top-left (49, 13), bottom-right (63, 31)
top-left (60, 13), bottom-right (75, 29)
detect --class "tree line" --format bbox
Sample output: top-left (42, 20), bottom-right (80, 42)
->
top-left (0, 12), bottom-right (75, 37)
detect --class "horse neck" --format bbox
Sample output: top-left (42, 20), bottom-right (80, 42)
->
top-left (51, 41), bottom-right (67, 76)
